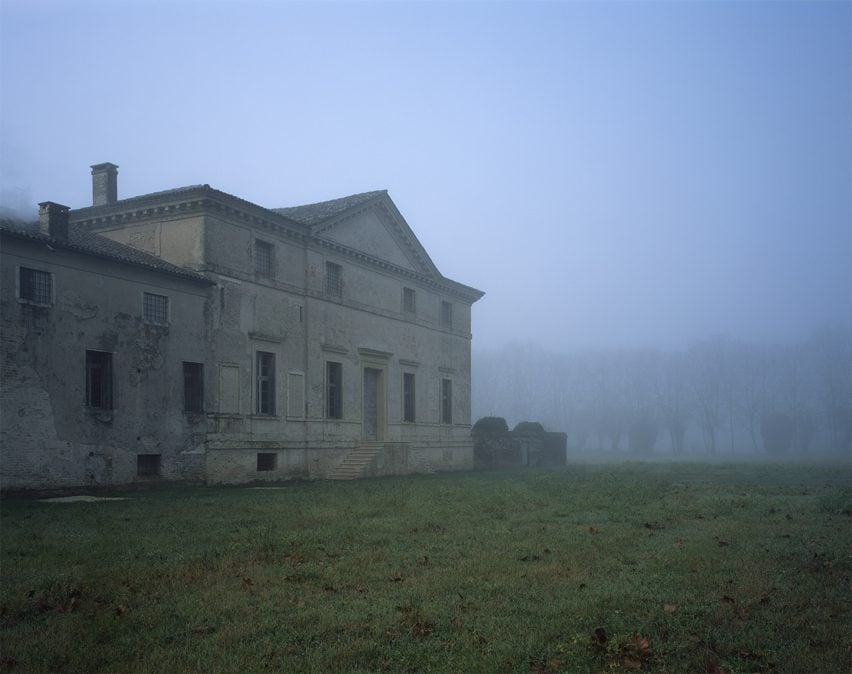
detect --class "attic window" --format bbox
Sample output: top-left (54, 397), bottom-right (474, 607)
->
top-left (255, 239), bottom-right (275, 277)
top-left (402, 287), bottom-right (416, 314)
top-left (441, 301), bottom-right (453, 330)
top-left (326, 262), bottom-right (342, 297)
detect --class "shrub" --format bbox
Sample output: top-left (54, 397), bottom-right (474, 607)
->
top-left (513, 421), bottom-right (545, 434)
top-left (472, 416), bottom-right (509, 433)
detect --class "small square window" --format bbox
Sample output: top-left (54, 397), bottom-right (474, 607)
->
top-left (143, 292), bottom-right (169, 325)
top-left (255, 239), bottom-right (275, 277)
top-left (326, 262), bottom-right (342, 297)
top-left (257, 452), bottom-right (277, 472)
top-left (137, 454), bottom-right (161, 478)
top-left (18, 267), bottom-right (52, 305)
top-left (403, 287), bottom-right (416, 314)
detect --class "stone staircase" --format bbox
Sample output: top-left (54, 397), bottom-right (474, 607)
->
top-left (328, 443), bottom-right (382, 480)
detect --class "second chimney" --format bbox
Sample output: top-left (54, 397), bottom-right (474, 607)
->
top-left (91, 162), bottom-right (118, 206)
top-left (38, 201), bottom-right (70, 240)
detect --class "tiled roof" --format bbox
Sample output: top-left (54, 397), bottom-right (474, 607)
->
top-left (273, 190), bottom-right (386, 227)
top-left (0, 220), bottom-right (211, 283)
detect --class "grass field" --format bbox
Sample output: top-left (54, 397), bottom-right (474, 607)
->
top-left (1, 462), bottom-right (850, 673)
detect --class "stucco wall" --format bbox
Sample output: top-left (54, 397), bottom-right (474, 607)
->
top-left (1, 238), bottom-right (211, 489)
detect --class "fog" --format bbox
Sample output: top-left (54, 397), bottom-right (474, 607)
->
top-left (2, 1), bottom-right (850, 440)
top-left (473, 324), bottom-right (852, 456)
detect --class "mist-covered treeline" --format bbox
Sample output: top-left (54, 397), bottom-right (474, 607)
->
top-left (472, 324), bottom-right (852, 456)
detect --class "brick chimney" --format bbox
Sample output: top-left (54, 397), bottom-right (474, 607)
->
top-left (91, 162), bottom-right (118, 206)
top-left (38, 201), bottom-right (70, 240)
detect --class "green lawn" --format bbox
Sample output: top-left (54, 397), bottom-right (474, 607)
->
top-left (1, 462), bottom-right (850, 673)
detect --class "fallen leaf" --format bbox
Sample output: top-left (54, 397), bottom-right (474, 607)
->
top-left (721, 595), bottom-right (735, 604)
top-left (192, 625), bottom-right (215, 635)
top-left (717, 539), bottom-right (730, 547)
top-left (115, 604), bottom-right (129, 616)
top-left (589, 527), bottom-right (599, 534)
top-left (623, 655), bottom-right (642, 669)
top-left (664, 603), bottom-right (678, 613)
top-left (242, 577), bottom-right (254, 587)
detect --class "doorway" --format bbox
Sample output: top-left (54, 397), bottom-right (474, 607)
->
top-left (363, 367), bottom-right (384, 441)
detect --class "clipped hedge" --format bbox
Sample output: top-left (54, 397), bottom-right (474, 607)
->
top-left (472, 416), bottom-right (509, 434)
top-left (513, 421), bottom-right (545, 434)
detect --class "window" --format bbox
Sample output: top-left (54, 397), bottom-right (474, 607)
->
top-left (257, 452), bottom-right (277, 472)
top-left (18, 267), bottom-right (52, 305)
top-left (402, 287), bottom-right (416, 314)
top-left (255, 351), bottom-right (276, 415)
top-left (326, 361), bottom-right (342, 419)
top-left (403, 373), bottom-right (416, 422)
top-left (183, 362), bottom-right (204, 413)
top-left (441, 301), bottom-right (453, 330)
top-left (441, 378), bottom-right (453, 424)
top-left (255, 239), bottom-right (275, 277)
top-left (326, 262), bottom-right (342, 297)
top-left (143, 292), bottom-right (169, 325)
top-left (86, 350), bottom-right (113, 409)
top-left (137, 454), bottom-right (161, 478)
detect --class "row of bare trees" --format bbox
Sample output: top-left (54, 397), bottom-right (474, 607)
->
top-left (472, 324), bottom-right (851, 455)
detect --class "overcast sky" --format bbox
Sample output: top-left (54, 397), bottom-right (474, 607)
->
top-left (1, 0), bottom-right (850, 351)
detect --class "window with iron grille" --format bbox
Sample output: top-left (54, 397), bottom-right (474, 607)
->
top-left (143, 292), bottom-right (169, 325)
top-left (402, 287), bottom-right (416, 314)
top-left (441, 301), bottom-right (453, 330)
top-left (183, 362), bottom-right (204, 413)
top-left (255, 239), bottom-right (275, 277)
top-left (86, 350), bottom-right (113, 409)
top-left (257, 452), bottom-right (277, 471)
top-left (403, 373), bottom-right (416, 422)
top-left (18, 267), bottom-right (52, 305)
top-left (441, 378), bottom-right (453, 424)
top-left (325, 262), bottom-right (342, 297)
top-left (256, 351), bottom-right (276, 415)
top-left (137, 454), bottom-right (161, 477)
top-left (326, 361), bottom-right (342, 419)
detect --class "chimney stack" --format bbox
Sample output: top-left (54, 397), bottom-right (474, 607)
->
top-left (38, 201), bottom-right (70, 240)
top-left (91, 162), bottom-right (118, 206)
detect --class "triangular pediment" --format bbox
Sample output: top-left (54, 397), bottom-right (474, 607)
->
top-left (277, 192), bottom-right (440, 277)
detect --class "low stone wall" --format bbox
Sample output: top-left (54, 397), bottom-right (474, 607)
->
top-left (473, 431), bottom-right (566, 469)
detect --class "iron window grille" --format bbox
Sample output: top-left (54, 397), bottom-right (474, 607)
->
top-left (325, 262), bottom-right (342, 297)
top-left (257, 452), bottom-right (277, 471)
top-left (255, 239), bottom-right (275, 277)
top-left (143, 292), bottom-right (169, 325)
top-left (19, 267), bottom-right (52, 305)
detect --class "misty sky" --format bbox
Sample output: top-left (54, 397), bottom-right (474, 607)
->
top-left (1, 0), bottom-right (850, 351)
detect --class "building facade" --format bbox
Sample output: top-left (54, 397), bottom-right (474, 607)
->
top-left (0, 164), bottom-right (483, 489)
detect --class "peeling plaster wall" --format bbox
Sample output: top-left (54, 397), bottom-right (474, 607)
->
top-left (0, 238), bottom-right (210, 489)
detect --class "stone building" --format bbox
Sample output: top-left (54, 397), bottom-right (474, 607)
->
top-left (0, 164), bottom-right (483, 489)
